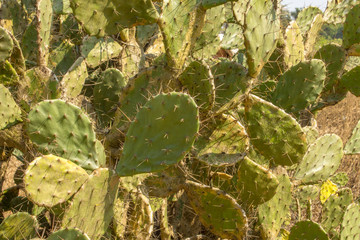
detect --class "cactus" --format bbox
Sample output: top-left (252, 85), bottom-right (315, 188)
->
top-left (272, 59), bottom-right (326, 114)
top-left (284, 21), bottom-right (305, 68)
top-left (24, 154), bottom-right (89, 207)
top-left (243, 0), bottom-right (280, 77)
top-left (0, 84), bottom-right (22, 129)
top-left (185, 181), bottom-right (248, 240)
top-left (62, 168), bottom-right (119, 240)
top-left (0, 212), bottom-right (38, 239)
top-left (340, 66), bottom-right (360, 97)
top-left (344, 119), bottom-right (360, 154)
top-left (296, 7), bottom-right (323, 37)
top-left (320, 180), bottom-right (338, 204)
top-left (48, 40), bottom-right (77, 78)
top-left (343, 4), bottom-right (360, 52)
top-left (244, 94), bottom-right (307, 166)
top-left (116, 92), bottom-right (199, 176)
top-left (0, 26), bottom-right (14, 62)
top-left (26, 99), bottom-right (100, 170)
top-left (289, 220), bottom-right (329, 240)
top-left (60, 57), bottom-right (88, 99)
top-left (340, 202), bottom-right (360, 240)
top-left (47, 228), bottom-right (90, 240)
top-left (294, 134), bottom-right (343, 184)
top-left (232, 156), bottom-right (279, 205)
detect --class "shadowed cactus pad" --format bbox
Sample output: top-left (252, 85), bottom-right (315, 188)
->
top-left (289, 220), bottom-right (329, 240)
top-left (24, 155), bottom-right (89, 207)
top-left (185, 181), bottom-right (247, 240)
top-left (0, 27), bottom-right (13, 62)
top-left (244, 94), bottom-right (307, 166)
top-left (294, 134), bottom-right (343, 183)
top-left (26, 100), bottom-right (100, 170)
top-left (70, 0), bottom-right (159, 37)
top-left (233, 156), bottom-right (279, 205)
top-left (47, 228), bottom-right (90, 240)
top-left (0, 212), bottom-right (38, 239)
top-left (116, 92), bottom-right (199, 176)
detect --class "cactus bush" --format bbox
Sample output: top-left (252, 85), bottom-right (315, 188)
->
top-left (1, 0), bottom-right (360, 239)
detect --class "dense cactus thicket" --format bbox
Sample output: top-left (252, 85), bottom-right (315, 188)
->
top-left (1, 0), bottom-right (360, 239)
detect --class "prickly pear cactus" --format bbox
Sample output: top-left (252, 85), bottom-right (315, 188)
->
top-left (0, 212), bottom-right (38, 239)
top-left (0, 84), bottom-right (22, 129)
top-left (289, 220), bottom-right (329, 240)
top-left (116, 92), bottom-right (199, 176)
top-left (47, 228), bottom-right (90, 240)
top-left (340, 202), bottom-right (360, 240)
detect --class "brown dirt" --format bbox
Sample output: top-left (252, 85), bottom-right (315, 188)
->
top-left (316, 92), bottom-right (360, 199)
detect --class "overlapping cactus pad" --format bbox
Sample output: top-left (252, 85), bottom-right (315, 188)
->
top-left (24, 154), bottom-right (89, 207)
top-left (185, 181), bottom-right (248, 240)
top-left (0, 84), bottom-right (22, 130)
top-left (26, 100), bottom-right (100, 170)
top-left (116, 92), bottom-right (199, 176)
top-left (244, 94), bottom-right (307, 166)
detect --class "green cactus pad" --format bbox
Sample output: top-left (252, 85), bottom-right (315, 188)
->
top-left (211, 60), bottom-right (249, 109)
top-left (70, 0), bottom-right (159, 37)
top-left (220, 23), bottom-right (244, 50)
top-left (192, 5), bottom-right (225, 59)
top-left (272, 59), bottom-right (326, 113)
top-left (185, 181), bottom-right (247, 240)
top-left (324, 0), bottom-right (359, 25)
top-left (340, 66), bottom-right (360, 97)
top-left (232, 0), bottom-right (248, 26)
top-left (197, 114), bottom-right (249, 166)
top-left (244, 94), bottom-right (307, 166)
top-left (60, 57), bottom-right (88, 99)
top-left (304, 14), bottom-right (324, 56)
top-left (116, 92), bottom-right (199, 176)
top-left (263, 38), bottom-right (286, 79)
top-left (160, 0), bottom-right (204, 68)
top-left (284, 21), bottom-right (305, 68)
top-left (48, 40), bottom-right (78, 78)
top-left (0, 61), bottom-right (19, 88)
top-left (0, 212), bottom-right (38, 239)
top-left (81, 36), bottom-right (122, 68)
top-left (302, 126), bottom-right (319, 145)
top-left (321, 188), bottom-right (353, 233)
top-left (93, 68), bottom-right (127, 127)
top-left (24, 154), bottom-right (89, 207)
top-left (289, 220), bottom-right (329, 240)
top-left (178, 61), bottom-right (215, 111)
top-left (258, 167), bottom-right (292, 239)
top-left (0, 27), bottom-right (13, 62)
top-left (48, 228), bottom-right (90, 240)
top-left (314, 44), bottom-right (346, 92)
top-left (345, 118), bottom-right (360, 154)
top-left (341, 202), bottom-right (360, 240)
top-left (296, 7), bottom-right (323, 37)
top-left (120, 37), bottom-right (144, 79)
top-left (62, 168), bottom-right (119, 240)
top-left (294, 184), bottom-right (320, 206)
top-left (331, 172), bottom-right (349, 187)
top-left (294, 134), bottom-right (343, 183)
top-left (343, 4), bottom-right (360, 50)
top-left (243, 0), bottom-right (280, 77)
top-left (0, 84), bottom-right (22, 130)
top-left (26, 99), bottom-right (100, 170)
top-left (233, 156), bottom-right (279, 205)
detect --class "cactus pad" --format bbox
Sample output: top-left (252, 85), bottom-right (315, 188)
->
top-left (185, 181), bottom-right (247, 240)
top-left (62, 168), bottom-right (119, 240)
top-left (233, 156), bottom-right (279, 205)
top-left (321, 188), bottom-right (353, 233)
top-left (197, 114), bottom-right (249, 166)
top-left (340, 66), bottom-right (360, 97)
top-left (0, 27), bottom-right (13, 62)
top-left (296, 7), bottom-right (323, 37)
top-left (48, 228), bottom-right (90, 240)
top-left (284, 21), bottom-right (305, 68)
top-left (258, 167), bottom-right (292, 239)
top-left (116, 92), bottom-right (199, 176)
top-left (243, 0), bottom-right (280, 77)
top-left (244, 94), bottom-right (307, 166)
top-left (70, 0), bottom-right (159, 37)
top-left (81, 36), bottom-right (122, 68)
top-left (320, 180), bottom-right (338, 204)
top-left (60, 57), bottom-right (88, 99)
top-left (0, 212), bottom-right (38, 239)
top-left (24, 154), bottom-right (89, 207)
top-left (93, 68), bottom-right (127, 127)
top-left (0, 84), bottom-right (22, 129)
top-left (272, 59), bottom-right (326, 114)
top-left (294, 134), bottom-right (343, 183)
top-left (289, 220), bottom-right (329, 240)
top-left (340, 202), bottom-right (360, 240)
top-left (343, 4), bottom-right (360, 50)
top-left (26, 99), bottom-right (100, 170)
